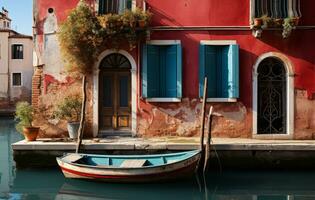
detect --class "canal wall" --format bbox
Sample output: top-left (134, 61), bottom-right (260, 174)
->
top-left (12, 138), bottom-right (315, 169)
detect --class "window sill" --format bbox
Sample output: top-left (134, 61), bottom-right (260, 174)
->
top-left (145, 98), bottom-right (181, 103)
top-left (206, 98), bottom-right (237, 102)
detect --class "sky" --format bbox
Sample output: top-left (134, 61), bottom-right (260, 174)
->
top-left (0, 0), bottom-right (32, 35)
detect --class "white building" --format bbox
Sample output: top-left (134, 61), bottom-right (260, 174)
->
top-left (0, 8), bottom-right (33, 109)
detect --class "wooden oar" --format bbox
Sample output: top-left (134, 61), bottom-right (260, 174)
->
top-left (76, 75), bottom-right (87, 154)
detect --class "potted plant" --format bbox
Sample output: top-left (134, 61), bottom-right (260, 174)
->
top-left (291, 16), bottom-right (300, 26)
top-left (282, 17), bottom-right (297, 38)
top-left (273, 18), bottom-right (284, 27)
top-left (260, 15), bottom-right (272, 29)
top-left (253, 17), bottom-right (263, 28)
top-left (15, 101), bottom-right (40, 141)
top-left (54, 96), bottom-right (82, 139)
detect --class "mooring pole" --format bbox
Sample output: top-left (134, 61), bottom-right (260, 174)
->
top-left (203, 106), bottom-right (213, 173)
top-left (197, 77), bottom-right (208, 172)
top-left (76, 75), bottom-right (87, 154)
top-left (199, 77), bottom-right (208, 152)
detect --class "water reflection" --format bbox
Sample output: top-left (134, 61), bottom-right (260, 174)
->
top-left (0, 118), bottom-right (23, 197)
top-left (2, 118), bottom-right (315, 200)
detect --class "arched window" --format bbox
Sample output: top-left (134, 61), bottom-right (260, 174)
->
top-left (257, 57), bottom-right (287, 134)
top-left (100, 53), bottom-right (131, 70)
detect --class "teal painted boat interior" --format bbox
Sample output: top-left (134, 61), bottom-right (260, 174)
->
top-left (4, 118), bottom-right (315, 200)
top-left (72, 150), bottom-right (199, 167)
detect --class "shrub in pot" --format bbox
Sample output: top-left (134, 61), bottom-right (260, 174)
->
top-left (15, 101), bottom-right (40, 141)
top-left (282, 17), bottom-right (298, 39)
top-left (54, 96), bottom-right (82, 139)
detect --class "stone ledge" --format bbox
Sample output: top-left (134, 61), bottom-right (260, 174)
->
top-left (12, 137), bottom-right (315, 151)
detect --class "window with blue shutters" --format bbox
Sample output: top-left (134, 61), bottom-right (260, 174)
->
top-left (142, 42), bottom-right (182, 100)
top-left (199, 42), bottom-right (239, 100)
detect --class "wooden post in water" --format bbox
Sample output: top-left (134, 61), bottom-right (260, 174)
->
top-left (76, 75), bottom-right (87, 154)
top-left (199, 77), bottom-right (208, 152)
top-left (203, 106), bottom-right (213, 173)
top-left (197, 77), bottom-right (207, 172)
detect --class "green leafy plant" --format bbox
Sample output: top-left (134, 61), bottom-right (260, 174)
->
top-left (53, 96), bottom-right (82, 122)
top-left (15, 101), bottom-right (34, 134)
top-left (58, 1), bottom-right (102, 74)
top-left (282, 17), bottom-right (299, 38)
top-left (58, 2), bottom-right (152, 74)
top-left (260, 15), bottom-right (272, 29)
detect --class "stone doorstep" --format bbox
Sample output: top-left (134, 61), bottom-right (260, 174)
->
top-left (11, 137), bottom-right (315, 151)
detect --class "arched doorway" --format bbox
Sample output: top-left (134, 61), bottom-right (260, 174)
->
top-left (99, 53), bottom-right (131, 132)
top-left (257, 57), bottom-right (286, 134)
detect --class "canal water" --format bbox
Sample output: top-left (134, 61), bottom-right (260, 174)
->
top-left (1, 118), bottom-right (315, 200)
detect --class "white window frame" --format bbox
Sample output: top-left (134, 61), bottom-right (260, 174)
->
top-left (12, 72), bottom-right (23, 87)
top-left (200, 40), bottom-right (238, 103)
top-left (144, 40), bottom-right (182, 103)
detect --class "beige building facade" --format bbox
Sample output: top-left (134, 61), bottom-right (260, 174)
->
top-left (0, 8), bottom-right (33, 109)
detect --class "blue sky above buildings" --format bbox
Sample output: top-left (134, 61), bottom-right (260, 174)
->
top-left (0, 0), bottom-right (32, 35)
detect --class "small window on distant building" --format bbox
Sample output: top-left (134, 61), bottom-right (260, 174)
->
top-left (12, 44), bottom-right (23, 59)
top-left (12, 73), bottom-right (22, 86)
top-left (3, 21), bottom-right (5, 28)
top-left (98, 0), bottom-right (132, 15)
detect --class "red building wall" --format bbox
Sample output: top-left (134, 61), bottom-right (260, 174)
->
top-left (33, 0), bottom-right (315, 139)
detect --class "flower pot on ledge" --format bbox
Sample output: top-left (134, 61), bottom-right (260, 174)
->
top-left (291, 17), bottom-right (300, 26)
top-left (67, 121), bottom-right (80, 139)
top-left (253, 18), bottom-right (263, 27)
top-left (138, 20), bottom-right (146, 28)
top-left (23, 127), bottom-right (40, 141)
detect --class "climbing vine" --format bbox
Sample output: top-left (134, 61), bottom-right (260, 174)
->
top-left (58, 1), bottom-right (151, 74)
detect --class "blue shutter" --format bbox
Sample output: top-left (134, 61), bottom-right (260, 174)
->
top-left (205, 45), bottom-right (217, 98)
top-left (142, 44), bottom-right (160, 98)
top-left (176, 44), bottom-right (182, 98)
top-left (228, 44), bottom-right (239, 98)
top-left (199, 44), bottom-right (205, 97)
top-left (159, 47), bottom-right (166, 96)
top-left (221, 46), bottom-right (229, 97)
top-left (165, 45), bottom-right (178, 98)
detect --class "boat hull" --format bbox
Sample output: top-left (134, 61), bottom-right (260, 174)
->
top-left (56, 152), bottom-right (200, 183)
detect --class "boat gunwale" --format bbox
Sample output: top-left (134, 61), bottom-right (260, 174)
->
top-left (57, 150), bottom-right (201, 170)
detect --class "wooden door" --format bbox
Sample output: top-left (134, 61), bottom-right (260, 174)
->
top-left (99, 53), bottom-right (131, 131)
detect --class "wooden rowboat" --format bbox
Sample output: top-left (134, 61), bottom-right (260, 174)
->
top-left (56, 150), bottom-right (201, 183)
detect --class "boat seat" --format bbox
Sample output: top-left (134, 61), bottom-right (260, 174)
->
top-left (120, 159), bottom-right (147, 168)
top-left (166, 159), bottom-right (179, 164)
top-left (63, 154), bottom-right (83, 163)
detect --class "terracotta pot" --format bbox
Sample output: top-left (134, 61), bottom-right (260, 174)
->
top-left (291, 17), bottom-right (300, 26)
top-left (23, 127), bottom-right (40, 141)
top-left (138, 20), bottom-right (146, 28)
top-left (273, 18), bottom-right (283, 27)
top-left (253, 18), bottom-right (263, 27)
